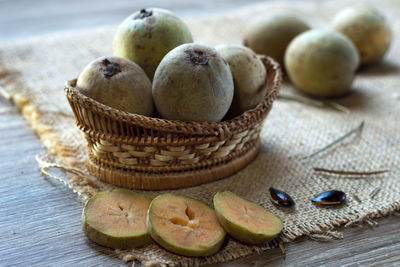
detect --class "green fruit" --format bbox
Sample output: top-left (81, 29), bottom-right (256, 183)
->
top-left (113, 8), bottom-right (193, 80)
top-left (82, 189), bottom-right (153, 249)
top-left (146, 193), bottom-right (226, 257)
top-left (76, 56), bottom-right (153, 116)
top-left (213, 191), bottom-right (283, 245)
top-left (332, 6), bottom-right (392, 65)
top-left (284, 30), bottom-right (360, 97)
top-left (244, 13), bottom-right (310, 66)
top-left (215, 44), bottom-right (267, 118)
top-left (152, 43), bottom-right (234, 122)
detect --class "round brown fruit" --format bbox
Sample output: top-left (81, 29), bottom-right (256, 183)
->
top-left (332, 6), bottom-right (392, 65)
top-left (113, 8), bottom-right (193, 80)
top-left (77, 56), bottom-right (153, 116)
top-left (284, 30), bottom-right (359, 97)
top-left (244, 13), bottom-right (310, 67)
top-left (152, 43), bottom-right (234, 122)
top-left (215, 44), bottom-right (267, 118)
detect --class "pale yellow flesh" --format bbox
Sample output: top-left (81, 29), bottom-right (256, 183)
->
top-left (217, 193), bottom-right (280, 234)
top-left (150, 195), bottom-right (225, 250)
top-left (86, 191), bottom-right (151, 237)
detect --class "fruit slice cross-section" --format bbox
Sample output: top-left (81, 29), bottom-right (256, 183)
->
top-left (82, 189), bottom-right (152, 249)
top-left (213, 191), bottom-right (283, 244)
top-left (146, 193), bottom-right (226, 257)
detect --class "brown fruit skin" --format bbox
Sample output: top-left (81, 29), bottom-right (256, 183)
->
top-left (152, 43), bottom-right (234, 122)
top-left (332, 6), bottom-right (392, 65)
top-left (284, 30), bottom-right (360, 97)
top-left (215, 44), bottom-right (267, 118)
top-left (113, 8), bottom-right (193, 80)
top-left (77, 56), bottom-right (153, 116)
top-left (244, 13), bottom-right (310, 66)
top-left (82, 189), bottom-right (153, 249)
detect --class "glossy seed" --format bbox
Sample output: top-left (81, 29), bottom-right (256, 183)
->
top-left (269, 187), bottom-right (295, 208)
top-left (312, 190), bottom-right (346, 205)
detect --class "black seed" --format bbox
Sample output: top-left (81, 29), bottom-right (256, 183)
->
top-left (269, 187), bottom-right (295, 208)
top-left (312, 190), bottom-right (346, 206)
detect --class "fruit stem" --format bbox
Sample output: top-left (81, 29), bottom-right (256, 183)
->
top-left (102, 58), bottom-right (121, 78)
top-left (188, 50), bottom-right (209, 65)
top-left (135, 9), bottom-right (153, 19)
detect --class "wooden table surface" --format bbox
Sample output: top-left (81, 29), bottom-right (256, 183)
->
top-left (1, 1), bottom-right (399, 266)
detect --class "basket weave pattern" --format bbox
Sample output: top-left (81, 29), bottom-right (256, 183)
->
top-left (65, 56), bottom-right (281, 189)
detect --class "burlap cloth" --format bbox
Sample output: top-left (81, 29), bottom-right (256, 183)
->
top-left (1, 0), bottom-right (399, 266)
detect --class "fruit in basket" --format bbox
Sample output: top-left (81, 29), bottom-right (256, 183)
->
top-left (76, 56), bottom-right (153, 116)
top-left (284, 30), bottom-right (360, 97)
top-left (216, 44), bottom-right (267, 118)
top-left (146, 193), bottom-right (226, 257)
top-left (213, 191), bottom-right (283, 244)
top-left (243, 13), bottom-right (310, 66)
top-left (82, 189), bottom-right (152, 249)
top-left (332, 6), bottom-right (392, 65)
top-left (113, 8), bottom-right (193, 80)
top-left (152, 43), bottom-right (234, 122)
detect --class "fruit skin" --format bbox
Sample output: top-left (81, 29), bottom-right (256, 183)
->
top-left (284, 30), bottom-right (360, 97)
top-left (332, 6), bottom-right (391, 65)
top-left (113, 8), bottom-right (193, 80)
top-left (146, 193), bottom-right (226, 257)
top-left (82, 189), bottom-right (153, 249)
top-left (77, 56), bottom-right (153, 116)
top-left (244, 13), bottom-right (310, 66)
top-left (213, 191), bottom-right (283, 245)
top-left (152, 43), bottom-right (234, 122)
top-left (215, 44), bottom-right (267, 118)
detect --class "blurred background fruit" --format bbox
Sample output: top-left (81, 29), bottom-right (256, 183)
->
top-left (332, 5), bottom-right (392, 65)
top-left (284, 30), bottom-right (359, 97)
top-left (244, 13), bottom-right (310, 67)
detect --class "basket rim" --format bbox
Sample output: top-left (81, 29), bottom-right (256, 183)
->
top-left (64, 55), bottom-right (281, 137)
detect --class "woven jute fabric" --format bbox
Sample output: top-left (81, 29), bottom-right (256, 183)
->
top-left (1, 0), bottom-right (399, 266)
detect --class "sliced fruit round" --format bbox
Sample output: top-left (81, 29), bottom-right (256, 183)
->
top-left (146, 193), bottom-right (226, 257)
top-left (213, 191), bottom-right (283, 245)
top-left (82, 189), bottom-right (152, 249)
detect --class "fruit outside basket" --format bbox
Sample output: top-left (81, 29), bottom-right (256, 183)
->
top-left (64, 55), bottom-right (282, 190)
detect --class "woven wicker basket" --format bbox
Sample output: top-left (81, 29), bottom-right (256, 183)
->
top-left (64, 55), bottom-right (281, 190)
